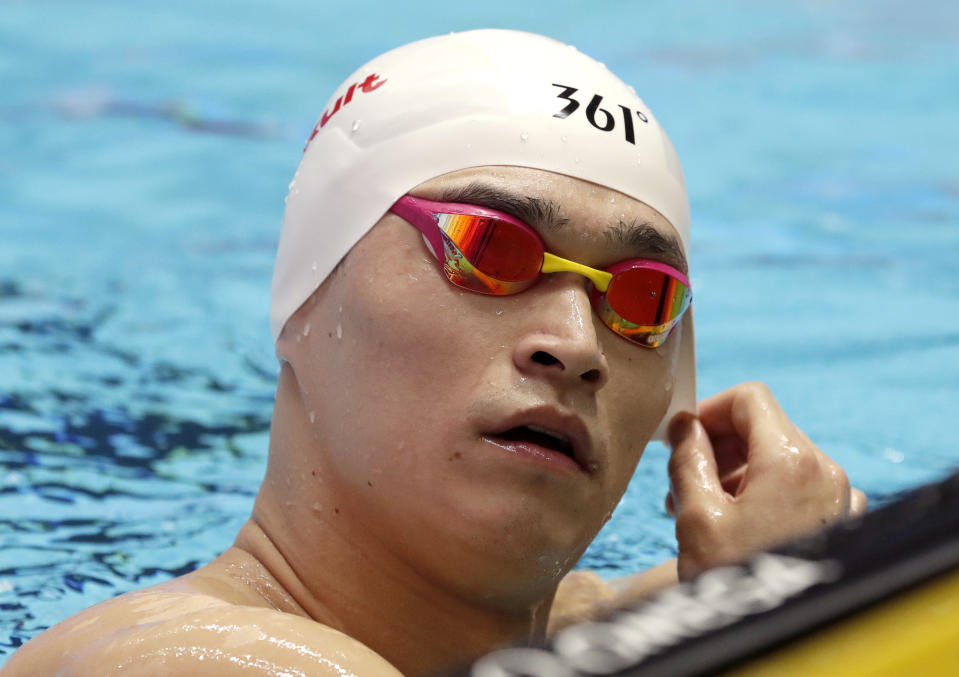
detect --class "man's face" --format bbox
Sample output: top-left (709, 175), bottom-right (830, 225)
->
top-left (281, 166), bottom-right (686, 606)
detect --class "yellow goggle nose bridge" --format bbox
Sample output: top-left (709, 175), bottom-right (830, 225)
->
top-left (540, 252), bottom-right (613, 293)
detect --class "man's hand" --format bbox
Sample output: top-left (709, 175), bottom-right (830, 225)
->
top-left (666, 382), bottom-right (867, 581)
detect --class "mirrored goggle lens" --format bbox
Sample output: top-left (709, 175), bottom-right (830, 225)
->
top-left (606, 266), bottom-right (691, 326)
top-left (594, 266), bottom-right (691, 347)
top-left (430, 209), bottom-right (691, 347)
top-left (437, 214), bottom-right (543, 294)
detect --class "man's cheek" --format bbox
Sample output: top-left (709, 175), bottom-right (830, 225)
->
top-left (604, 369), bottom-right (673, 467)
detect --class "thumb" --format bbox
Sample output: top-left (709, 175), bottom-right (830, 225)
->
top-left (667, 412), bottom-right (724, 513)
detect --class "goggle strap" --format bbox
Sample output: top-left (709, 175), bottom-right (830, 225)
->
top-left (541, 252), bottom-right (612, 293)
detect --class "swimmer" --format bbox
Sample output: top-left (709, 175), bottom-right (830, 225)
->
top-left (2, 30), bottom-right (866, 677)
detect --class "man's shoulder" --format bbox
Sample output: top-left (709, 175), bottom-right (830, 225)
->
top-left (2, 587), bottom-right (402, 677)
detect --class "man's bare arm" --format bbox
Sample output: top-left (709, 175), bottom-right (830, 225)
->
top-left (548, 560), bottom-right (678, 634)
top-left (1, 593), bottom-right (402, 677)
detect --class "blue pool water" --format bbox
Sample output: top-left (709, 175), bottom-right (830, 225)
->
top-left (1, 0), bottom-right (957, 661)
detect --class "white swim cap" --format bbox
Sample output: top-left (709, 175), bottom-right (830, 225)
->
top-left (272, 29), bottom-right (695, 439)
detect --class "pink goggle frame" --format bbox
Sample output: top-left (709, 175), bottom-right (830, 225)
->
top-left (389, 195), bottom-right (692, 348)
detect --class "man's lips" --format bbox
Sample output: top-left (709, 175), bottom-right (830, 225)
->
top-left (482, 408), bottom-right (596, 474)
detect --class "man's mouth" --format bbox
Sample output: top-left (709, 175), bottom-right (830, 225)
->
top-left (482, 410), bottom-right (596, 474)
top-left (496, 425), bottom-right (575, 459)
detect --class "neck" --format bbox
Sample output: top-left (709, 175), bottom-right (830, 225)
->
top-left (231, 514), bottom-right (549, 676)
top-left (225, 369), bottom-right (554, 676)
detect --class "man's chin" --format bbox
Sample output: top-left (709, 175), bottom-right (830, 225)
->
top-left (410, 509), bottom-right (594, 607)
top-left (436, 556), bottom-right (580, 615)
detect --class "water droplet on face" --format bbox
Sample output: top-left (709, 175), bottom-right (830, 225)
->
top-left (495, 310), bottom-right (504, 315)
top-left (609, 197), bottom-right (615, 204)
top-left (351, 119), bottom-right (361, 133)
top-left (408, 273), bottom-right (418, 281)
top-left (309, 410), bottom-right (316, 423)
top-left (303, 322), bottom-right (311, 337)
top-left (335, 323), bottom-right (342, 339)
top-left (312, 502), bottom-right (323, 511)
top-left (520, 132), bottom-right (529, 142)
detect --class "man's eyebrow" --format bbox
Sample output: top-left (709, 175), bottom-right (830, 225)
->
top-left (438, 182), bottom-right (570, 232)
top-left (605, 221), bottom-right (688, 275)
top-left (437, 182), bottom-right (687, 275)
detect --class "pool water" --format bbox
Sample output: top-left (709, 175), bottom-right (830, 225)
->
top-left (2, 0), bottom-right (957, 661)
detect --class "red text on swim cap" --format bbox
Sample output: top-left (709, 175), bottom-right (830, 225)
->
top-left (304, 74), bottom-right (387, 152)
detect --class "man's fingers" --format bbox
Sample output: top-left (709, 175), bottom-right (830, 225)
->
top-left (667, 412), bottom-right (724, 510)
top-left (697, 383), bottom-right (805, 475)
top-left (671, 384), bottom-right (864, 581)
top-left (718, 464), bottom-right (748, 497)
top-left (698, 382), bottom-right (792, 438)
top-left (850, 488), bottom-right (868, 516)
top-left (710, 434), bottom-right (748, 489)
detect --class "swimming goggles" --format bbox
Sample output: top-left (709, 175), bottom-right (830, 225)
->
top-left (389, 195), bottom-right (692, 348)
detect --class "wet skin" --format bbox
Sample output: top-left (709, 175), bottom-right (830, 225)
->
top-left (271, 167), bottom-right (683, 602)
top-left (1, 167), bottom-right (862, 677)
top-left (245, 167), bottom-right (686, 673)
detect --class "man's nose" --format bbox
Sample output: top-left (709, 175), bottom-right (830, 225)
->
top-left (511, 274), bottom-right (610, 391)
